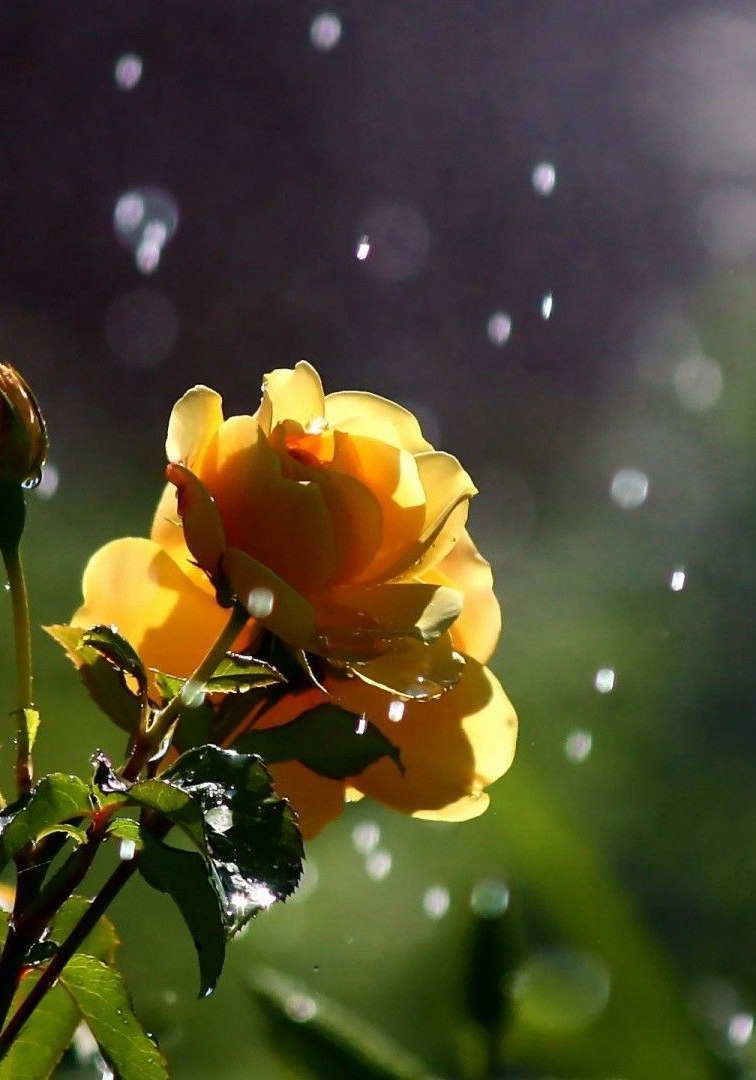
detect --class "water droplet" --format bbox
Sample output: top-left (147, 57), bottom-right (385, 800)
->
top-left (669, 566), bottom-right (686, 592)
top-left (594, 667), bottom-right (615, 694)
top-left (4, 583), bottom-right (10, 592)
top-left (422, 885), bottom-right (450, 920)
top-left (21, 468), bottom-right (42, 490)
top-left (564, 729), bottom-right (593, 762)
top-left (205, 805), bottom-right (233, 834)
top-left (356, 203), bottom-right (430, 282)
top-left (118, 838), bottom-right (136, 861)
top-left (470, 879), bottom-right (510, 918)
top-left (355, 234), bottom-right (371, 260)
top-left (310, 12), bottom-right (342, 51)
top-left (487, 311), bottom-right (512, 346)
top-left (313, 964), bottom-right (320, 973)
top-left (531, 161), bottom-right (557, 196)
top-left (355, 714), bottom-right (368, 735)
top-left (728, 1012), bottom-right (754, 1047)
top-left (388, 700), bottom-right (405, 723)
top-left (33, 462), bottom-right (59, 500)
top-left (285, 993), bottom-right (317, 1022)
top-left (114, 53), bottom-right (143, 91)
top-left (352, 821), bottom-right (380, 854)
top-left (246, 587), bottom-right (275, 619)
top-left (540, 292), bottom-right (554, 320)
top-left (610, 468), bottom-right (649, 509)
top-left (201, 986), bottom-right (214, 999)
top-left (365, 849), bottom-right (392, 881)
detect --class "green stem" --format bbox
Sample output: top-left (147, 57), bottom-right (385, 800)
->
top-left (2, 542), bottom-right (34, 794)
top-left (122, 601), bottom-right (249, 781)
top-left (0, 856), bottom-right (138, 1058)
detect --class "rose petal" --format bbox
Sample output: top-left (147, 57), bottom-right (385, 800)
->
top-left (166, 386), bottom-right (224, 468)
top-left (327, 657), bottom-right (517, 815)
top-left (324, 391), bottom-right (433, 453)
top-left (72, 538), bottom-right (230, 677)
top-left (377, 452), bottom-right (476, 582)
top-left (422, 530), bottom-right (502, 664)
top-left (222, 547), bottom-right (316, 649)
top-left (255, 361), bottom-right (326, 435)
top-left (166, 463), bottom-right (226, 577)
top-left (350, 634), bottom-right (465, 699)
top-left (329, 432), bottom-right (426, 583)
top-left (199, 414), bottom-right (338, 594)
top-left (324, 582), bottom-right (463, 646)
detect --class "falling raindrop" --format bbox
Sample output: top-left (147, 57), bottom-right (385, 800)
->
top-left (422, 885), bottom-right (451, 920)
top-left (352, 821), bottom-right (380, 854)
top-left (564, 729), bottom-right (593, 762)
top-left (246, 587), bottom-right (275, 619)
top-left (365, 850), bottom-right (392, 881)
top-left (310, 12), bottom-right (342, 51)
top-left (487, 311), bottom-right (512, 346)
top-left (388, 700), bottom-right (405, 723)
top-left (355, 715), bottom-right (368, 735)
top-left (594, 668), bottom-right (615, 694)
top-left (114, 53), bottom-right (142, 90)
top-left (728, 1012), bottom-right (754, 1047)
top-left (355, 235), bottom-right (371, 260)
top-left (118, 839), bottom-right (137, 861)
top-left (531, 161), bottom-right (557, 196)
top-left (540, 292), bottom-right (554, 320)
top-left (610, 468), bottom-right (649, 509)
top-left (669, 567), bottom-right (686, 592)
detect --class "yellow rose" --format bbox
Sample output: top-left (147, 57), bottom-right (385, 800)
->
top-left (73, 362), bottom-right (517, 837)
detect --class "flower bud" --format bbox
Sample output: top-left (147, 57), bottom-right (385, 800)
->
top-left (0, 363), bottom-right (48, 487)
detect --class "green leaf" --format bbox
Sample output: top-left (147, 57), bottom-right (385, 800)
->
top-left (80, 624), bottom-right (148, 694)
top-left (235, 703), bottom-right (403, 780)
top-left (0, 774), bottom-right (92, 871)
top-left (127, 778), bottom-right (207, 853)
top-left (45, 624), bottom-right (143, 733)
top-left (205, 653), bottom-right (283, 693)
top-left (165, 746), bottom-right (304, 935)
top-left (0, 975), bottom-right (80, 1080)
top-left (51, 896), bottom-right (120, 965)
top-left (249, 966), bottom-right (434, 1080)
top-left (138, 829), bottom-right (226, 998)
top-left (60, 954), bottom-right (168, 1079)
top-left (106, 816), bottom-right (142, 846)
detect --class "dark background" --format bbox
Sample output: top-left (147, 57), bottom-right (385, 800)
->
top-left (2, 3), bottom-right (756, 1077)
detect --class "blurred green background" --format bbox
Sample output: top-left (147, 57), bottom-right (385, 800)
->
top-left (2, 2), bottom-right (756, 1077)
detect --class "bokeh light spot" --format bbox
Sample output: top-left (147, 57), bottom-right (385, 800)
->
top-left (470, 878), bottom-right (510, 919)
top-left (310, 12), bottom-right (342, 51)
top-left (531, 161), bottom-right (557, 195)
top-left (564, 729), bottom-right (593, 762)
top-left (512, 949), bottom-right (612, 1033)
top-left (114, 53), bottom-right (143, 90)
top-left (486, 311), bottom-right (512, 346)
top-left (422, 886), bottom-right (451, 920)
top-left (610, 468), bottom-right (649, 509)
top-left (105, 289), bottom-right (178, 369)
